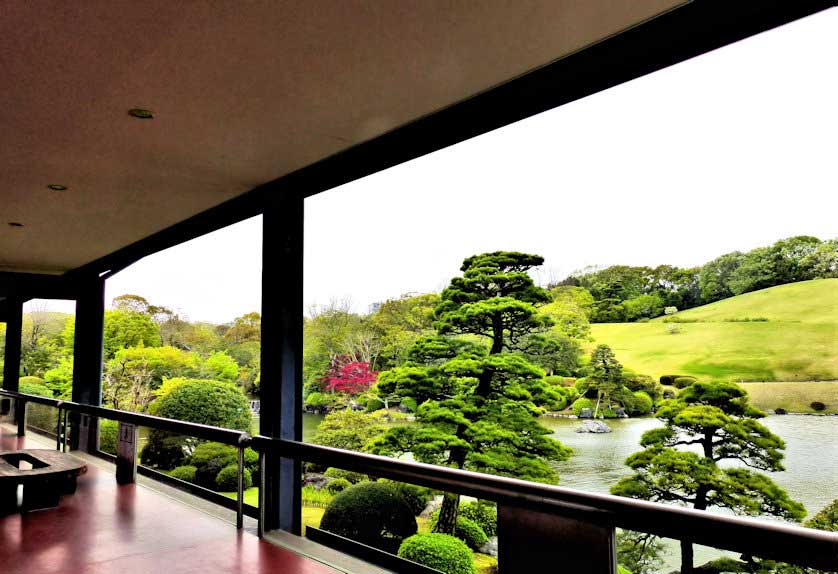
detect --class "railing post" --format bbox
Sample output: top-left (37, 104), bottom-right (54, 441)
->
top-left (115, 422), bottom-right (138, 484)
top-left (56, 406), bottom-right (63, 451)
top-left (16, 399), bottom-right (27, 437)
top-left (261, 190), bottom-right (304, 534)
top-left (258, 451), bottom-right (266, 538)
top-left (236, 445), bottom-right (245, 529)
top-left (497, 504), bottom-right (617, 574)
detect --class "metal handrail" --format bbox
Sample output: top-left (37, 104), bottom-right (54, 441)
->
top-left (0, 389), bottom-right (249, 447)
top-left (2, 389), bottom-right (836, 570)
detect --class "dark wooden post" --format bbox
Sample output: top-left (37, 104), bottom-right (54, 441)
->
top-left (260, 191), bottom-right (304, 534)
top-left (3, 297), bottom-right (25, 432)
top-left (115, 422), bottom-right (139, 484)
top-left (71, 275), bottom-right (105, 452)
top-left (2, 296), bottom-right (23, 393)
top-left (498, 504), bottom-right (617, 574)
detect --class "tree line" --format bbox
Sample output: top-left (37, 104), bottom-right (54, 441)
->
top-left (557, 235), bottom-right (837, 322)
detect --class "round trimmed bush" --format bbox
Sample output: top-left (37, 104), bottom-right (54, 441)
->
top-left (673, 376), bottom-right (697, 389)
top-left (324, 467), bottom-right (367, 484)
top-left (320, 482), bottom-right (417, 552)
top-left (169, 465), bottom-right (197, 483)
top-left (215, 464), bottom-right (252, 491)
top-left (326, 478), bottom-right (351, 493)
top-left (398, 533), bottom-right (474, 574)
top-left (627, 391), bottom-right (653, 416)
top-left (811, 401), bottom-right (826, 412)
top-left (379, 480), bottom-right (432, 516)
top-left (572, 397), bottom-right (594, 416)
top-left (140, 431), bottom-right (188, 470)
top-left (453, 516), bottom-right (487, 550)
top-left (459, 501), bottom-right (497, 537)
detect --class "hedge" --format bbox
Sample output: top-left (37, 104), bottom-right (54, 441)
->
top-left (459, 501), bottom-right (497, 537)
top-left (169, 465), bottom-right (197, 483)
top-left (216, 464), bottom-right (252, 491)
top-left (326, 478), bottom-right (351, 493)
top-left (572, 398), bottom-right (594, 416)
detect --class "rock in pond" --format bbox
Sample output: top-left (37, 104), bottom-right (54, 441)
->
top-left (575, 420), bottom-right (612, 433)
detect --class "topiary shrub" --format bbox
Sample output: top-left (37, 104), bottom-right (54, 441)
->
top-left (324, 467), bottom-right (367, 484)
top-left (774, 408), bottom-right (788, 415)
top-left (326, 478), bottom-right (351, 493)
top-left (459, 501), bottom-right (497, 537)
top-left (398, 533), bottom-right (474, 574)
top-left (626, 391), bottom-right (653, 416)
top-left (365, 398), bottom-right (384, 412)
top-left (19, 376), bottom-right (48, 388)
top-left (98, 419), bottom-right (119, 455)
top-left (150, 378), bottom-right (252, 431)
top-left (215, 464), bottom-right (252, 491)
top-left (572, 397), bottom-right (593, 416)
top-left (320, 482), bottom-right (417, 552)
top-left (190, 442), bottom-right (239, 490)
top-left (452, 516), bottom-right (488, 550)
top-left (169, 465), bottom-right (197, 483)
top-left (811, 401), bottom-right (826, 411)
top-left (673, 376), bottom-right (697, 389)
top-left (379, 480), bottom-right (432, 516)
top-left (140, 431), bottom-right (188, 470)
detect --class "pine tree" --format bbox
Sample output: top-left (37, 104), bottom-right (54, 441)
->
top-left (369, 252), bottom-right (572, 534)
top-left (611, 381), bottom-right (805, 573)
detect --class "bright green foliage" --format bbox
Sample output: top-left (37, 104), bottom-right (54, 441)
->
top-left (588, 345), bottom-right (624, 413)
top-left (326, 478), bottom-right (351, 493)
top-left (99, 419), bottom-right (119, 454)
top-left (451, 516), bottom-right (487, 550)
top-left (518, 333), bottom-right (580, 376)
top-left (102, 309), bottom-right (161, 358)
top-left (18, 380), bottom-right (52, 397)
top-left (623, 294), bottom-right (664, 321)
top-left (311, 410), bottom-right (384, 452)
top-left (543, 285), bottom-right (595, 340)
top-left (625, 391), bottom-right (653, 416)
top-left (612, 381), bottom-right (805, 573)
top-left (400, 396), bottom-right (418, 412)
top-left (216, 464), bottom-right (252, 491)
top-left (200, 351), bottom-right (239, 382)
top-left (365, 398), bottom-right (384, 412)
top-left (320, 482), bottom-right (417, 552)
top-left (371, 253), bottom-right (571, 535)
top-left (43, 358), bottom-right (73, 399)
top-left (169, 465), bottom-right (197, 483)
top-left (104, 346), bottom-right (199, 411)
top-left (458, 501), bottom-right (497, 537)
top-left (398, 533), bottom-right (475, 574)
top-left (572, 397), bottom-right (594, 416)
top-left (188, 442), bottom-right (258, 490)
top-left (370, 293), bottom-right (441, 368)
top-left (150, 379), bottom-right (251, 430)
top-left (324, 467), bottom-right (368, 484)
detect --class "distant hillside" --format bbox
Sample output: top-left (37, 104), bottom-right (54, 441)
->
top-left (652, 279), bottom-right (838, 323)
top-left (591, 280), bottom-right (838, 383)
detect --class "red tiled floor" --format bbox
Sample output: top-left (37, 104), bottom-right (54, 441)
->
top-left (0, 428), bottom-right (339, 574)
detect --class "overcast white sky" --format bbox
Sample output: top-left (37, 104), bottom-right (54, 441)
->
top-left (31, 9), bottom-right (838, 323)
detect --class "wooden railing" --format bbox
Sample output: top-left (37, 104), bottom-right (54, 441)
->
top-left (2, 389), bottom-right (836, 573)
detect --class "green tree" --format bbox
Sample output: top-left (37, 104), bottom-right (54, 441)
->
top-left (611, 381), bottom-right (805, 573)
top-left (103, 346), bottom-right (199, 411)
top-left (541, 285), bottom-right (594, 340)
top-left (370, 252), bottom-right (571, 535)
top-left (200, 351), bottom-right (239, 383)
top-left (101, 309), bottom-right (161, 358)
top-left (698, 252), bottom-right (745, 303)
top-left (800, 238), bottom-right (838, 279)
top-left (587, 344), bottom-right (623, 415)
top-left (370, 293), bottom-right (440, 368)
top-left (311, 409), bottom-right (384, 452)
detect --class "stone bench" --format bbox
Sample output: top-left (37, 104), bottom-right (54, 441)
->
top-left (0, 449), bottom-right (87, 513)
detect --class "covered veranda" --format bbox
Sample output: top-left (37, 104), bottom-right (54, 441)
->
top-left (1, 2), bottom-right (836, 573)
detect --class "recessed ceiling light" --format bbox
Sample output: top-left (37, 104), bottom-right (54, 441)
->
top-left (47, 184), bottom-right (67, 191)
top-left (8, 222), bottom-right (24, 227)
top-left (128, 108), bottom-right (154, 119)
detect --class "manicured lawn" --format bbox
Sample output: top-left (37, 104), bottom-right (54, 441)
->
top-left (739, 381), bottom-right (838, 414)
top-left (590, 279), bottom-right (838, 383)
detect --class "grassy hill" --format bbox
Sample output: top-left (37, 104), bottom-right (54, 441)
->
top-left (590, 279), bottom-right (838, 384)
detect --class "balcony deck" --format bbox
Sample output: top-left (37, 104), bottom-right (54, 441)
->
top-left (0, 427), bottom-right (338, 574)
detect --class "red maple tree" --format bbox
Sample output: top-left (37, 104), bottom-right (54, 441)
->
top-left (323, 357), bottom-right (377, 395)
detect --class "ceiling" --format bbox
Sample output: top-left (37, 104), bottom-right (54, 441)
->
top-left (0, 0), bottom-right (680, 275)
